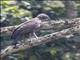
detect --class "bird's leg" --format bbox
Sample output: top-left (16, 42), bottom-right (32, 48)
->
top-left (26, 33), bottom-right (33, 45)
top-left (33, 32), bottom-right (38, 39)
top-left (29, 33), bottom-right (33, 42)
top-left (33, 32), bottom-right (41, 42)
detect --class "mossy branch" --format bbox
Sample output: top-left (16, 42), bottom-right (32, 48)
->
top-left (0, 25), bottom-right (80, 58)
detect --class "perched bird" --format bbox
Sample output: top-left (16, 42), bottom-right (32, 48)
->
top-left (11, 13), bottom-right (50, 48)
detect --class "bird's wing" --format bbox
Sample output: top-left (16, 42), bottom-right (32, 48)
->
top-left (11, 18), bottom-right (39, 39)
top-left (11, 20), bottom-right (32, 39)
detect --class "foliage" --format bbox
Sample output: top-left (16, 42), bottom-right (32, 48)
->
top-left (1, 0), bottom-right (32, 26)
top-left (1, 1), bottom-right (31, 14)
top-left (1, 0), bottom-right (80, 60)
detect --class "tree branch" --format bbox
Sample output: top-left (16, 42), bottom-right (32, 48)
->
top-left (0, 25), bottom-right (80, 58)
top-left (1, 18), bottom-right (80, 36)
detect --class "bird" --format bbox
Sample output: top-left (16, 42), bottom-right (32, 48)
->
top-left (11, 13), bottom-right (50, 48)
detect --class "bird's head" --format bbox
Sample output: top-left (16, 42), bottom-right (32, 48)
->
top-left (36, 13), bottom-right (50, 21)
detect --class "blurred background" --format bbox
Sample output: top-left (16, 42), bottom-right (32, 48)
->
top-left (0, 0), bottom-right (80, 60)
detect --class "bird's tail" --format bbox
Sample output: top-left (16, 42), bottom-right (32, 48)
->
top-left (11, 28), bottom-right (19, 40)
top-left (11, 31), bottom-right (18, 46)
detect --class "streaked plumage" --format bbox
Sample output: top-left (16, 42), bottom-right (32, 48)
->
top-left (11, 13), bottom-right (50, 48)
